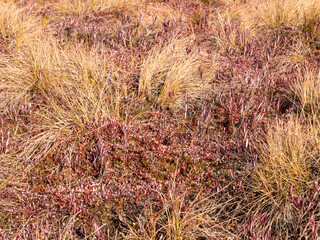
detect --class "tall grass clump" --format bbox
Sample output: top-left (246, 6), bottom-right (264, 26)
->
top-left (0, 1), bottom-right (42, 50)
top-left (240, 0), bottom-right (320, 38)
top-left (124, 188), bottom-right (233, 239)
top-left (208, 10), bottom-right (250, 53)
top-left (56, 0), bottom-right (142, 16)
top-left (0, 37), bottom-right (128, 159)
top-left (54, 0), bottom-right (184, 32)
top-left (1, 39), bottom-right (126, 122)
top-left (292, 70), bottom-right (320, 117)
top-left (246, 118), bottom-right (320, 238)
top-left (139, 37), bottom-right (216, 113)
top-left (139, 2), bottom-right (184, 27)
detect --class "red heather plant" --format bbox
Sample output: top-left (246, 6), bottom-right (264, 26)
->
top-left (0, 112), bottom-right (240, 238)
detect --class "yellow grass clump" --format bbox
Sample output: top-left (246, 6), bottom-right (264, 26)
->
top-left (124, 188), bottom-right (233, 239)
top-left (139, 37), bottom-right (216, 111)
top-left (292, 70), bottom-right (320, 116)
top-left (55, 0), bottom-right (185, 31)
top-left (0, 38), bottom-right (125, 124)
top-left (248, 117), bottom-right (320, 235)
top-left (240, 0), bottom-right (320, 35)
top-left (0, 37), bottom-right (129, 160)
top-left (56, 0), bottom-right (143, 16)
top-left (0, 1), bottom-right (43, 50)
top-left (139, 2), bottom-right (184, 27)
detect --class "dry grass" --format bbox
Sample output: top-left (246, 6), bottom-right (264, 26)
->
top-left (53, 0), bottom-right (185, 33)
top-left (0, 1), bottom-right (43, 50)
top-left (293, 70), bottom-right (320, 116)
top-left (124, 187), bottom-right (234, 239)
top-left (56, 0), bottom-right (142, 16)
top-left (208, 10), bottom-right (249, 53)
top-left (208, 0), bottom-right (320, 55)
top-left (0, 38), bottom-right (125, 123)
top-left (139, 36), bottom-right (216, 112)
top-left (0, 36), bottom-right (129, 163)
top-left (240, 0), bottom-right (320, 34)
top-left (139, 2), bottom-right (184, 27)
top-left (246, 117), bottom-right (320, 238)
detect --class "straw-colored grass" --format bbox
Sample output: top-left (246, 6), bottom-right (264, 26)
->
top-left (0, 36), bottom-right (129, 161)
top-left (139, 36), bottom-right (216, 112)
top-left (0, 38), bottom-right (125, 123)
top-left (0, 1), bottom-right (43, 50)
top-left (240, 0), bottom-right (320, 36)
top-left (56, 0), bottom-right (142, 16)
top-left (247, 117), bottom-right (320, 237)
top-left (124, 188), bottom-right (234, 239)
top-left (292, 70), bottom-right (320, 116)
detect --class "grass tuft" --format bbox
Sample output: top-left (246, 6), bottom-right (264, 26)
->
top-left (139, 36), bottom-right (216, 112)
top-left (246, 117), bottom-right (320, 238)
